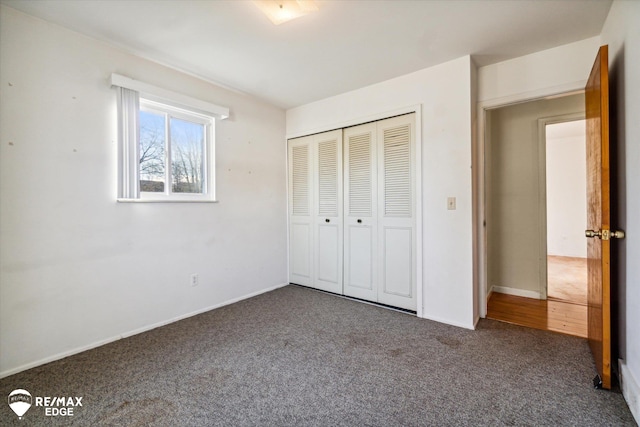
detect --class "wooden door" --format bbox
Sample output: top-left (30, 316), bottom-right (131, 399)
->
top-left (585, 45), bottom-right (623, 390)
top-left (376, 114), bottom-right (417, 310)
top-left (343, 122), bottom-right (378, 302)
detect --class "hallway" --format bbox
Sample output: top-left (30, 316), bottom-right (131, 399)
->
top-left (487, 292), bottom-right (587, 338)
top-left (547, 256), bottom-right (587, 305)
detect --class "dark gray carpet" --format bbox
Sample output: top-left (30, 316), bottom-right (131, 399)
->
top-left (1, 285), bottom-right (635, 426)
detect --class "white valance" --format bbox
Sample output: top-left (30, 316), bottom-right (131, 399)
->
top-left (110, 73), bottom-right (229, 120)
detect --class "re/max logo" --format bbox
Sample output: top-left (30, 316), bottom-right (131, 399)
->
top-left (35, 396), bottom-right (83, 407)
top-left (8, 389), bottom-right (85, 419)
top-left (35, 396), bottom-right (83, 416)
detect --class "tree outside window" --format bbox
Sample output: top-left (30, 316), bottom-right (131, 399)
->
top-left (138, 101), bottom-right (208, 196)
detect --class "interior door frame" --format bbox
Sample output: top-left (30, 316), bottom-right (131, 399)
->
top-left (286, 104), bottom-right (423, 317)
top-left (475, 87), bottom-right (586, 319)
top-left (536, 112), bottom-right (586, 300)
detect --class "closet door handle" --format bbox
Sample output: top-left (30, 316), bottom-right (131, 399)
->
top-left (357, 219), bottom-right (362, 224)
top-left (325, 219), bottom-right (330, 223)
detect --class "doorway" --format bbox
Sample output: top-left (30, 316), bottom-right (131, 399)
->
top-left (545, 119), bottom-right (588, 306)
top-left (483, 93), bottom-right (588, 337)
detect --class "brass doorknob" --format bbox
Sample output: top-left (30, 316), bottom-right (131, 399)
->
top-left (585, 229), bottom-right (625, 240)
top-left (585, 230), bottom-right (601, 238)
top-left (611, 230), bottom-right (625, 239)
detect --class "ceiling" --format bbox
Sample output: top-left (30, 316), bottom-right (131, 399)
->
top-left (1, 0), bottom-right (612, 109)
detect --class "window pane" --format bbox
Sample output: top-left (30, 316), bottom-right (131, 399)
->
top-left (139, 110), bottom-right (166, 192)
top-left (170, 118), bottom-right (204, 194)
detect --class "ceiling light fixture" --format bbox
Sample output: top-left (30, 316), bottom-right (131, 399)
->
top-left (254, 0), bottom-right (319, 25)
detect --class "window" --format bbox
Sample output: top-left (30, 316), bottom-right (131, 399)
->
top-left (111, 73), bottom-right (229, 202)
top-left (139, 100), bottom-right (211, 198)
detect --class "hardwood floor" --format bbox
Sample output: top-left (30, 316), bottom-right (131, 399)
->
top-left (547, 256), bottom-right (587, 305)
top-left (487, 292), bottom-right (587, 338)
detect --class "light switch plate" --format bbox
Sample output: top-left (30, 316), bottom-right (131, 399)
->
top-left (447, 197), bottom-right (456, 210)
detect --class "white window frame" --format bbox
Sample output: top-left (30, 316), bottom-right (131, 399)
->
top-left (138, 99), bottom-right (214, 202)
top-left (111, 73), bottom-right (228, 203)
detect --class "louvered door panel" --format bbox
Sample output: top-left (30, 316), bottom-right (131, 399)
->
top-left (377, 114), bottom-right (416, 310)
top-left (291, 145), bottom-right (310, 216)
top-left (348, 133), bottom-right (373, 217)
top-left (288, 137), bottom-right (313, 286)
top-left (314, 131), bottom-right (343, 294)
top-left (318, 140), bottom-right (338, 217)
top-left (384, 124), bottom-right (411, 217)
top-left (343, 123), bottom-right (377, 302)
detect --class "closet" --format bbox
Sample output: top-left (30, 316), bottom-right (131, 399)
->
top-left (288, 129), bottom-right (343, 294)
top-left (288, 113), bottom-right (416, 311)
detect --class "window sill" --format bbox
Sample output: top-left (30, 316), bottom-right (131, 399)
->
top-left (117, 198), bottom-right (218, 203)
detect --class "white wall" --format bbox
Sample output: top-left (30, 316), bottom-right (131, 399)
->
top-left (0, 6), bottom-right (288, 377)
top-left (601, 0), bottom-right (640, 422)
top-left (478, 37), bottom-right (601, 104)
top-left (546, 122), bottom-right (587, 258)
top-left (470, 58), bottom-right (479, 322)
top-left (287, 56), bottom-right (475, 329)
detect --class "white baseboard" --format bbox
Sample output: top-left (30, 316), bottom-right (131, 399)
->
top-left (473, 315), bottom-right (480, 330)
top-left (486, 285), bottom-right (494, 302)
top-left (492, 286), bottom-right (541, 300)
top-left (121, 282), bottom-right (289, 338)
top-left (0, 336), bottom-right (123, 380)
top-left (0, 282), bottom-right (289, 379)
top-left (619, 359), bottom-right (640, 424)
top-left (420, 313), bottom-right (476, 330)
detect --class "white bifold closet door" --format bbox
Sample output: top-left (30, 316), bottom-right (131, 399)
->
top-left (288, 130), bottom-right (343, 294)
top-left (376, 114), bottom-right (416, 310)
top-left (344, 114), bottom-right (416, 311)
top-left (343, 122), bottom-right (378, 302)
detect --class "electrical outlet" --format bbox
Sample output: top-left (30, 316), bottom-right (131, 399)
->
top-left (447, 197), bottom-right (456, 210)
top-left (190, 273), bottom-right (199, 287)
